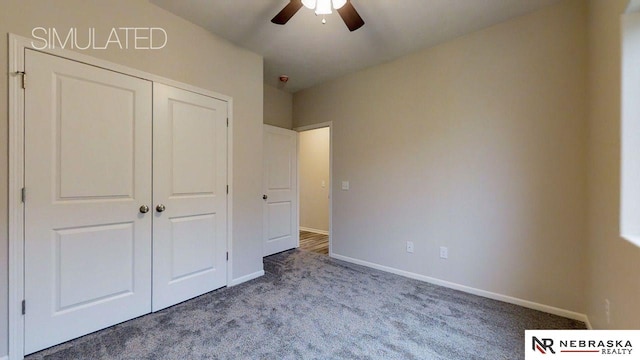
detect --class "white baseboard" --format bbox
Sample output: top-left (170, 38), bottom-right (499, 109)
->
top-left (229, 270), bottom-right (264, 287)
top-left (300, 227), bottom-right (329, 235)
top-left (330, 253), bottom-right (589, 324)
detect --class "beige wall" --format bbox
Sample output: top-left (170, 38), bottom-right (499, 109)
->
top-left (294, 0), bottom-right (588, 314)
top-left (299, 128), bottom-right (330, 232)
top-left (0, 0), bottom-right (264, 355)
top-left (264, 84), bottom-right (293, 129)
top-left (586, 0), bottom-right (640, 329)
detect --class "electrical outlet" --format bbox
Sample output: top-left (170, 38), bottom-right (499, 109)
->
top-left (605, 299), bottom-right (611, 324)
top-left (406, 241), bottom-right (414, 253)
top-left (440, 246), bottom-right (448, 259)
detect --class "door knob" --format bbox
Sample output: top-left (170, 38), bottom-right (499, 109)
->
top-left (139, 205), bottom-right (150, 214)
top-left (156, 204), bottom-right (166, 212)
top-left (263, 194), bottom-right (268, 200)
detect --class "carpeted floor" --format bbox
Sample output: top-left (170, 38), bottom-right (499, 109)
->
top-left (27, 250), bottom-right (585, 360)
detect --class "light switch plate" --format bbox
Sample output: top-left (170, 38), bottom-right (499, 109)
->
top-left (341, 181), bottom-right (349, 190)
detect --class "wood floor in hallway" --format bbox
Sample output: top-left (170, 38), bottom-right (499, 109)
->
top-left (299, 231), bottom-right (328, 255)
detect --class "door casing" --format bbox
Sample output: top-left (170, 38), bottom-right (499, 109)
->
top-left (8, 34), bottom-right (234, 360)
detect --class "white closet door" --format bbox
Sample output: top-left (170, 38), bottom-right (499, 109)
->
top-left (24, 49), bottom-right (153, 354)
top-left (152, 84), bottom-right (228, 311)
top-left (263, 125), bottom-right (299, 256)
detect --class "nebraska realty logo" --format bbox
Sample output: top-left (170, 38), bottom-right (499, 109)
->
top-left (525, 330), bottom-right (640, 359)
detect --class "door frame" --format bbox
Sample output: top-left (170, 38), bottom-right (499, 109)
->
top-left (293, 122), bottom-right (333, 257)
top-left (8, 34), bottom-right (234, 360)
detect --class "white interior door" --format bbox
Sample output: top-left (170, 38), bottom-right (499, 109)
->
top-left (152, 83), bottom-right (228, 311)
top-left (263, 125), bottom-right (299, 256)
top-left (24, 49), bottom-right (153, 354)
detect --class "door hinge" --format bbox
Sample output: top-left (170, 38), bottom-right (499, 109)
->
top-left (21, 300), bottom-right (25, 315)
top-left (17, 71), bottom-right (26, 89)
top-left (21, 187), bottom-right (26, 203)
top-left (226, 252), bottom-right (229, 261)
top-left (226, 185), bottom-right (229, 194)
top-left (226, 118), bottom-right (229, 127)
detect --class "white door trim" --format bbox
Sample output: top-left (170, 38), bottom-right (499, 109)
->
top-left (8, 33), bottom-right (26, 360)
top-left (8, 33), bottom-right (234, 360)
top-left (293, 122), bottom-right (333, 257)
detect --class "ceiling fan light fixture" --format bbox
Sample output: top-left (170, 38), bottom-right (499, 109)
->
top-left (271, 0), bottom-right (364, 31)
top-left (314, 0), bottom-right (333, 15)
top-left (302, 0), bottom-right (347, 16)
top-left (332, 0), bottom-right (347, 10)
top-left (301, 0), bottom-right (316, 9)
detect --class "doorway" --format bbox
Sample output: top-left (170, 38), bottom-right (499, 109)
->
top-left (296, 124), bottom-right (331, 256)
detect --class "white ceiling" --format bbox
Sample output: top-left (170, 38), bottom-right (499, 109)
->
top-left (151, 0), bottom-right (561, 93)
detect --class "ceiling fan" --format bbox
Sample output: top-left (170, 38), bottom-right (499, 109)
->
top-left (271, 0), bottom-right (365, 32)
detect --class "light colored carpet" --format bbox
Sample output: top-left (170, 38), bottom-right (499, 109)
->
top-left (27, 250), bottom-right (585, 359)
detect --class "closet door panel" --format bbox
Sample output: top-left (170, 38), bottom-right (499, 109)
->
top-left (24, 49), bottom-right (153, 354)
top-left (152, 83), bottom-right (228, 311)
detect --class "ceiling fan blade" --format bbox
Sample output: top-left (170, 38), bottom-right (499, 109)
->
top-left (337, 0), bottom-right (365, 32)
top-left (271, 0), bottom-right (304, 25)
